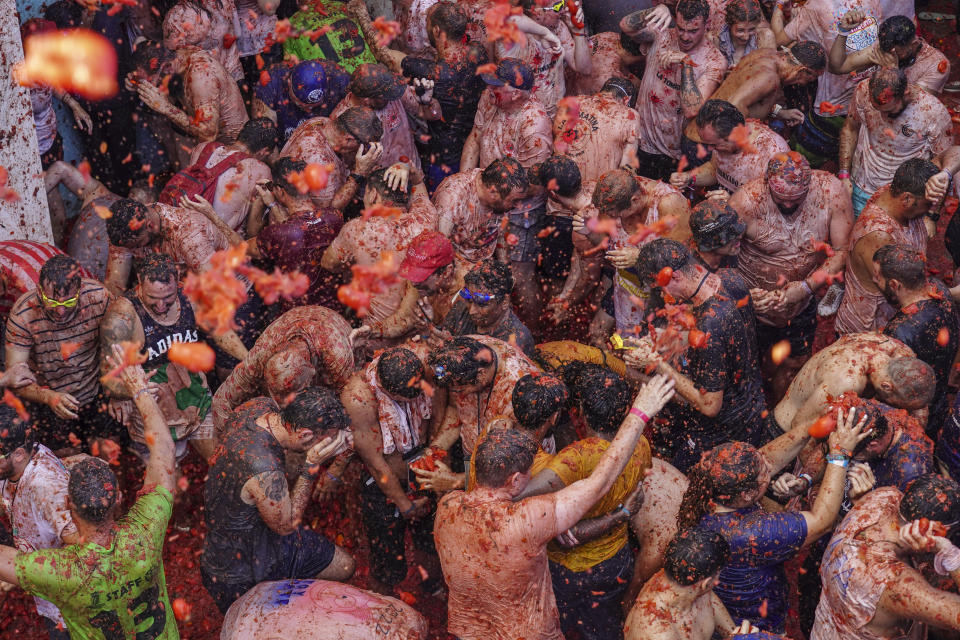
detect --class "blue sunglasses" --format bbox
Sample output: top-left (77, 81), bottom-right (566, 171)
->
top-left (459, 287), bottom-right (497, 306)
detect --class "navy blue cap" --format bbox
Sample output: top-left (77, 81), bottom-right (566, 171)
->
top-left (481, 58), bottom-right (534, 91)
top-left (289, 60), bottom-right (328, 105)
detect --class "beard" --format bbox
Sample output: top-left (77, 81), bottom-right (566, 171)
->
top-left (881, 282), bottom-right (900, 307)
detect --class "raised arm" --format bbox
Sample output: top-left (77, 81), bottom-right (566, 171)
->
top-left (98, 297), bottom-right (147, 399)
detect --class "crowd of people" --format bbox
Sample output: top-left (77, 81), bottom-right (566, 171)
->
top-left (7, 0), bottom-right (960, 637)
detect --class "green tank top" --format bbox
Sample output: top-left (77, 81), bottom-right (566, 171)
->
top-left (283, 7), bottom-right (378, 73)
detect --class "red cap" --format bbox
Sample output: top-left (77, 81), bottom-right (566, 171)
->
top-left (399, 231), bottom-right (454, 283)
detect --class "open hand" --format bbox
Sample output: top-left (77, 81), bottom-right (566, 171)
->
top-left (630, 373), bottom-right (675, 418)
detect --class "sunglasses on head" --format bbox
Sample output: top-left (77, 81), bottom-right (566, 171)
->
top-left (551, 0), bottom-right (566, 11)
top-left (38, 288), bottom-right (79, 309)
top-left (459, 287), bottom-right (497, 306)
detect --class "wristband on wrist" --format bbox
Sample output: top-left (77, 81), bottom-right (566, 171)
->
top-left (832, 446), bottom-right (852, 457)
top-left (935, 543), bottom-right (960, 575)
top-left (402, 503), bottom-right (416, 517)
top-left (325, 470), bottom-right (342, 485)
top-left (301, 464), bottom-right (320, 479)
top-left (837, 170), bottom-right (850, 179)
top-left (618, 503), bottom-right (632, 518)
top-left (689, 173), bottom-right (697, 187)
top-left (133, 388), bottom-right (152, 402)
top-left (630, 408), bottom-right (650, 422)
top-left (798, 472), bottom-right (813, 488)
top-left (772, 103), bottom-right (783, 118)
top-left (825, 453), bottom-right (850, 468)
top-left (837, 26), bottom-right (853, 36)
top-left (800, 280), bottom-right (814, 296)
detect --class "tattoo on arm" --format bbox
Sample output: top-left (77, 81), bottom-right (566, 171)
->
top-left (680, 63), bottom-right (702, 111)
top-left (259, 469), bottom-right (289, 503)
top-left (623, 8), bottom-right (651, 30)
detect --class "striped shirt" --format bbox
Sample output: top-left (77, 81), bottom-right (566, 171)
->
top-left (5, 279), bottom-right (112, 406)
top-left (0, 241), bottom-right (91, 320)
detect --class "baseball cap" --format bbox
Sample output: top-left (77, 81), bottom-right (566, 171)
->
top-left (289, 60), bottom-right (328, 106)
top-left (350, 63), bottom-right (407, 102)
top-left (399, 231), bottom-right (454, 283)
top-left (481, 59), bottom-right (534, 91)
top-left (689, 200), bottom-right (746, 253)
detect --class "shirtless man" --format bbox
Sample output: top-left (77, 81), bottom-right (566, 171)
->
top-left (625, 528), bottom-right (740, 640)
top-left (621, 0), bottom-right (728, 180)
top-left (839, 69), bottom-right (952, 215)
top-left (434, 375), bottom-right (675, 640)
top-left (330, 63), bottom-right (431, 170)
top-left (773, 332), bottom-right (935, 434)
top-left (427, 335), bottom-right (539, 471)
top-left (671, 99), bottom-right (791, 194)
top-left (322, 163), bottom-right (438, 338)
top-left (159, 118), bottom-right (278, 235)
top-left (340, 343), bottom-right (441, 595)
top-left (211, 305), bottom-right (354, 437)
top-left (135, 2), bottom-right (248, 144)
top-left (460, 59), bottom-right (553, 331)
top-left (571, 169), bottom-right (690, 335)
top-left (813, 475), bottom-right (960, 639)
top-left (98, 254), bottom-right (246, 462)
top-left (729, 152), bottom-right (853, 397)
top-left (434, 158), bottom-right (530, 282)
top-left (829, 13), bottom-right (949, 96)
top-left (280, 106), bottom-right (384, 211)
top-left (835, 159), bottom-right (938, 335)
top-left (554, 79), bottom-right (641, 182)
top-left (360, 231), bottom-right (460, 344)
top-left (681, 42), bottom-right (827, 146)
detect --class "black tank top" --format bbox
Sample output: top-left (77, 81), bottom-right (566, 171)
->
top-left (127, 291), bottom-right (199, 369)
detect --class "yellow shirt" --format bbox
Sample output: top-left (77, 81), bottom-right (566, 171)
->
top-left (535, 340), bottom-right (628, 377)
top-left (546, 436), bottom-right (651, 572)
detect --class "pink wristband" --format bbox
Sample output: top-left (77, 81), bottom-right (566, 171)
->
top-left (837, 170), bottom-right (850, 179)
top-left (630, 408), bottom-right (649, 422)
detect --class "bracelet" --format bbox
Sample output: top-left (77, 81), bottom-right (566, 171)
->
top-left (800, 280), bottom-right (814, 296)
top-left (618, 503), bottom-right (632, 518)
top-left (836, 26), bottom-right (853, 36)
top-left (837, 170), bottom-right (850, 179)
top-left (832, 446), bottom-right (852, 458)
top-left (325, 470), bottom-right (342, 485)
top-left (825, 453), bottom-right (850, 468)
top-left (300, 464), bottom-right (320, 479)
top-left (689, 173), bottom-right (697, 187)
top-left (401, 503), bottom-right (416, 517)
top-left (133, 388), bottom-right (152, 402)
top-left (630, 408), bottom-right (650, 422)
top-left (771, 103), bottom-right (783, 118)
top-left (264, 201), bottom-right (276, 210)
top-left (798, 472), bottom-right (813, 488)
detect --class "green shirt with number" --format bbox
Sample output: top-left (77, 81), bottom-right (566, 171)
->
top-left (283, 6), bottom-right (377, 73)
top-left (16, 486), bottom-right (177, 640)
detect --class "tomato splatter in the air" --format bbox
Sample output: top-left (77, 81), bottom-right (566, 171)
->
top-left (15, 29), bottom-right (118, 99)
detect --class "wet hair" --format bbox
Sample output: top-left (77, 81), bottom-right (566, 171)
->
top-left (884, 357), bottom-right (936, 408)
top-left (376, 348), bottom-right (425, 399)
top-left (512, 374), bottom-right (568, 433)
top-left (849, 402), bottom-right (890, 457)
top-left (873, 244), bottom-right (926, 290)
top-left (464, 260), bottom-right (514, 299)
top-left (901, 474), bottom-right (960, 526)
top-left (106, 199), bottom-right (150, 246)
top-left (367, 168), bottom-right (412, 207)
top-left (620, 31), bottom-right (644, 56)
top-left (676, 0), bottom-right (710, 23)
top-left (790, 41), bottom-right (827, 72)
top-left (532, 155), bottom-right (582, 198)
top-left (0, 405), bottom-right (34, 455)
top-left (725, 0), bottom-right (762, 25)
top-left (480, 157), bottom-right (528, 200)
top-left (879, 15), bottom-right (916, 52)
top-left (68, 458), bottom-right (119, 524)
top-left (401, 56), bottom-right (438, 81)
top-left (890, 158), bottom-right (940, 198)
top-left (664, 528), bottom-right (731, 586)
top-left (39, 254), bottom-right (82, 296)
top-left (474, 428), bottom-right (539, 487)
top-left (273, 157), bottom-right (308, 195)
top-left (428, 336), bottom-right (493, 388)
top-left (426, 2), bottom-right (468, 39)
top-left (592, 169), bottom-right (641, 214)
top-left (696, 99), bottom-right (745, 138)
top-left (601, 77), bottom-right (639, 108)
top-left (636, 238), bottom-right (695, 287)
top-left (678, 441), bottom-right (765, 530)
top-left (238, 117), bottom-right (280, 154)
top-left (566, 363), bottom-right (631, 435)
top-left (868, 67), bottom-right (907, 102)
top-left (336, 106), bottom-right (384, 144)
top-left (280, 386), bottom-right (350, 434)
top-left (135, 253), bottom-right (178, 285)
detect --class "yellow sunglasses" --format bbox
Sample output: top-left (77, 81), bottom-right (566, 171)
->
top-left (38, 288), bottom-right (79, 309)
top-left (551, 0), bottom-right (566, 11)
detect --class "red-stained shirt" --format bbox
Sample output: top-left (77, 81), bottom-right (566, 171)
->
top-left (0, 241), bottom-right (87, 320)
top-left (434, 168), bottom-right (499, 264)
top-left (435, 489), bottom-right (564, 640)
top-left (495, 22), bottom-right (575, 118)
top-left (567, 32), bottom-right (639, 96)
top-left (280, 117), bottom-right (348, 208)
top-left (331, 93), bottom-right (422, 170)
top-left (211, 305), bottom-right (354, 433)
top-left (714, 121), bottom-right (789, 193)
top-left (554, 93), bottom-right (641, 182)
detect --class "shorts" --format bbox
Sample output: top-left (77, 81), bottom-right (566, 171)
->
top-left (756, 297), bottom-right (817, 359)
top-left (791, 111), bottom-right (845, 169)
top-left (508, 205), bottom-right (546, 263)
top-left (538, 215), bottom-right (574, 279)
top-left (680, 134), bottom-right (713, 171)
top-left (550, 543), bottom-right (634, 640)
top-left (128, 411), bottom-right (215, 463)
top-left (851, 182), bottom-right (872, 218)
top-left (201, 526), bottom-right (336, 613)
top-left (360, 474), bottom-right (436, 585)
top-left (633, 147), bottom-right (676, 182)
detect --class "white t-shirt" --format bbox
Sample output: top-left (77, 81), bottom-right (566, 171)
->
top-left (0, 445), bottom-right (72, 623)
